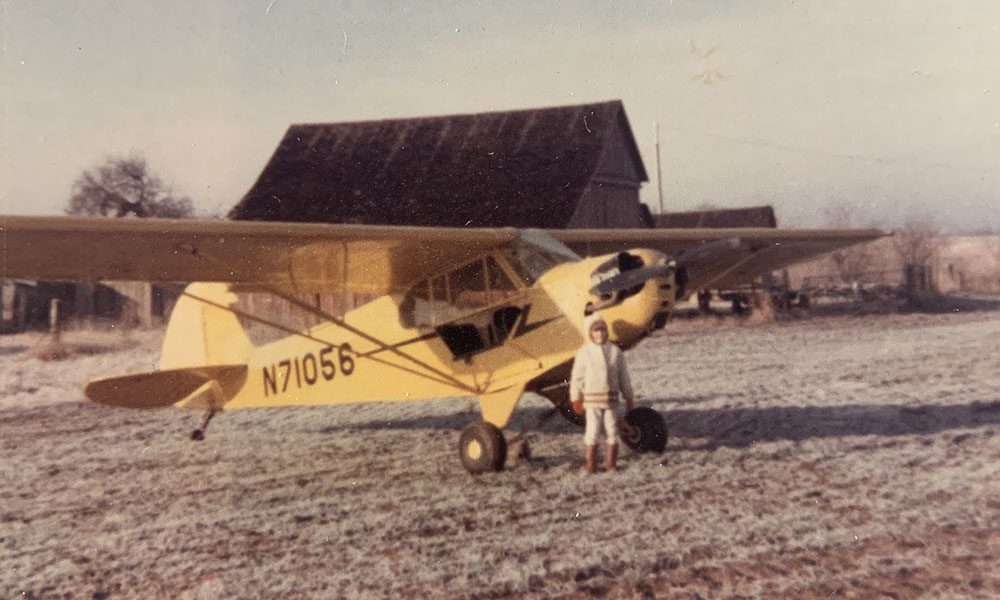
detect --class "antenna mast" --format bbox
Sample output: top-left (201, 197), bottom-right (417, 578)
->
top-left (654, 122), bottom-right (665, 214)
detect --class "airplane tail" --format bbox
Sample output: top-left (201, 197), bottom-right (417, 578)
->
top-left (83, 282), bottom-right (253, 409)
top-left (160, 282), bottom-right (253, 370)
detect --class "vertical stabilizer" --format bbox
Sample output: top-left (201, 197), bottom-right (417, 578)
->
top-left (160, 283), bottom-right (253, 370)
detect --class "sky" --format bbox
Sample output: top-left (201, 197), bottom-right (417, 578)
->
top-left (2, 0), bottom-right (998, 231)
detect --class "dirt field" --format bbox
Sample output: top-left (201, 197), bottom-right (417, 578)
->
top-left (2, 307), bottom-right (1000, 599)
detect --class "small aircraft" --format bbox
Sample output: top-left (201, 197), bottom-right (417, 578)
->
top-left (0, 215), bottom-right (886, 473)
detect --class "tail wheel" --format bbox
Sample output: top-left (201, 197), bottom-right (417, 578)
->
top-left (622, 407), bottom-right (668, 453)
top-left (459, 421), bottom-right (507, 474)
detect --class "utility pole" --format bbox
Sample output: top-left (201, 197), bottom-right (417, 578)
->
top-left (654, 122), bottom-right (665, 214)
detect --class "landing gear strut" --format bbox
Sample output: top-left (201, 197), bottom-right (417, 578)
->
top-left (190, 410), bottom-right (217, 441)
top-left (537, 382), bottom-right (584, 427)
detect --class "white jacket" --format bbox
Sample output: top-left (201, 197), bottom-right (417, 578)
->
top-left (569, 338), bottom-right (634, 409)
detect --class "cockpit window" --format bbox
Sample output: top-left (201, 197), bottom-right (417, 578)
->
top-left (485, 256), bottom-right (517, 300)
top-left (450, 259), bottom-right (488, 311)
top-left (510, 230), bottom-right (581, 283)
top-left (399, 253), bottom-right (525, 329)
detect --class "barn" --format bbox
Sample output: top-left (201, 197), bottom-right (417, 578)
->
top-left (229, 100), bottom-right (649, 229)
top-left (651, 205), bottom-right (777, 229)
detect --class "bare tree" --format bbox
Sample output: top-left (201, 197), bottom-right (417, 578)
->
top-left (988, 231), bottom-right (1000, 288)
top-left (890, 217), bottom-right (943, 297)
top-left (823, 203), bottom-right (876, 284)
top-left (66, 154), bottom-right (194, 218)
top-left (829, 243), bottom-right (875, 285)
top-left (892, 218), bottom-right (940, 266)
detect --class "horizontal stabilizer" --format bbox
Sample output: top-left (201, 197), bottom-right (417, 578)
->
top-left (84, 365), bottom-right (248, 409)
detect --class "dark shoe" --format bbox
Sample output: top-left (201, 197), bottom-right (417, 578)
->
top-left (605, 444), bottom-right (618, 472)
top-left (584, 445), bottom-right (598, 474)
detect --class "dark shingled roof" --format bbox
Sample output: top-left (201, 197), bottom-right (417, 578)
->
top-left (229, 101), bottom-right (646, 228)
top-left (652, 205), bottom-right (777, 229)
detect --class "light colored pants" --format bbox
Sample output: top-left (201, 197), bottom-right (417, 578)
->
top-left (584, 407), bottom-right (619, 446)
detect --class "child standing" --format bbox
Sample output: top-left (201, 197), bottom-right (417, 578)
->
top-left (569, 313), bottom-right (634, 473)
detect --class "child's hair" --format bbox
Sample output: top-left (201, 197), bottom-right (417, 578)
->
top-left (583, 313), bottom-right (607, 333)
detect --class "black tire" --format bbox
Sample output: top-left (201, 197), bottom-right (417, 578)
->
top-left (621, 407), bottom-right (668, 453)
top-left (458, 421), bottom-right (507, 474)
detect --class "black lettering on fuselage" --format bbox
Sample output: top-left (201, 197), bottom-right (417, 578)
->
top-left (261, 345), bottom-right (356, 397)
top-left (263, 364), bottom-right (278, 396)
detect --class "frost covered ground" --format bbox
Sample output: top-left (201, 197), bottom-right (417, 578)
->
top-left (2, 308), bottom-right (999, 599)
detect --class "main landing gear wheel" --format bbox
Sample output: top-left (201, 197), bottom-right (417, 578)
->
top-left (459, 421), bottom-right (507, 474)
top-left (621, 407), bottom-right (668, 453)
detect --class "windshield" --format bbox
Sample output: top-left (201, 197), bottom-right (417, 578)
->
top-left (510, 229), bottom-right (581, 283)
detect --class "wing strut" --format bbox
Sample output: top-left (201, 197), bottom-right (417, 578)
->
top-left (693, 250), bottom-right (759, 292)
top-left (181, 289), bottom-right (480, 395)
top-left (178, 243), bottom-right (483, 393)
top-left (261, 289), bottom-right (484, 394)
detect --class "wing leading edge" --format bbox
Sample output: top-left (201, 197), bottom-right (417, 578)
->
top-left (1, 215), bottom-right (888, 296)
top-left (551, 227), bottom-right (890, 292)
top-left (0, 215), bottom-right (517, 295)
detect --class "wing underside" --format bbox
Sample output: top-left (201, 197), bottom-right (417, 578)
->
top-left (0, 215), bottom-right (517, 295)
top-left (1, 216), bottom-right (887, 295)
top-left (552, 227), bottom-right (888, 292)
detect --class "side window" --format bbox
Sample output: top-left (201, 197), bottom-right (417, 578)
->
top-left (399, 254), bottom-right (525, 331)
top-left (429, 276), bottom-right (453, 324)
top-left (449, 260), bottom-right (489, 311)
top-left (399, 274), bottom-right (458, 329)
top-left (485, 256), bottom-right (518, 303)
top-left (399, 280), bottom-right (429, 329)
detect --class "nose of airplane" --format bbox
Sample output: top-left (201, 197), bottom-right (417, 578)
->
top-left (582, 250), bottom-right (677, 347)
top-left (589, 259), bottom-right (674, 297)
top-left (586, 251), bottom-right (675, 312)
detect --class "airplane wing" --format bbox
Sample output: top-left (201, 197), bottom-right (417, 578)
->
top-left (551, 227), bottom-right (889, 292)
top-left (0, 215), bottom-right (518, 295)
top-left (1, 215), bottom-right (887, 296)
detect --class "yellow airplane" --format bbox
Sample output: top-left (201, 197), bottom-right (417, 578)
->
top-left (0, 215), bottom-right (886, 473)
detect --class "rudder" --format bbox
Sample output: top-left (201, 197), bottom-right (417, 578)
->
top-left (161, 282), bottom-right (253, 370)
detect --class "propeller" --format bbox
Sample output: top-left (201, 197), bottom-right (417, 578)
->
top-left (673, 237), bottom-right (742, 269)
top-left (589, 262), bottom-right (673, 297)
top-left (587, 238), bottom-right (744, 300)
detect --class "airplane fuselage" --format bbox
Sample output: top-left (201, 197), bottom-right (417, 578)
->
top-left (161, 246), bottom-right (676, 428)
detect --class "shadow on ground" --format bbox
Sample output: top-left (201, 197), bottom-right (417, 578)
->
top-left (660, 400), bottom-right (1000, 450)
top-left (9, 395), bottom-right (998, 456)
top-left (903, 293), bottom-right (1000, 314)
top-left (0, 345), bottom-right (28, 357)
top-left (315, 399), bottom-right (1000, 451)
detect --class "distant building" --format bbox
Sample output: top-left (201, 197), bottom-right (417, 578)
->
top-left (650, 205), bottom-right (777, 229)
top-left (229, 101), bottom-right (649, 229)
top-left (0, 279), bottom-right (177, 333)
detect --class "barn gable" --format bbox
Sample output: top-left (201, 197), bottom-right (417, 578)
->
top-left (229, 101), bottom-right (648, 229)
top-left (651, 206), bottom-right (778, 229)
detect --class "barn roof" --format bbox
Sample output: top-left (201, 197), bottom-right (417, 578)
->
top-left (228, 101), bottom-right (647, 228)
top-left (651, 205), bottom-right (777, 229)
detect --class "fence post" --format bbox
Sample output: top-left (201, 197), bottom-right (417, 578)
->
top-left (49, 298), bottom-right (61, 341)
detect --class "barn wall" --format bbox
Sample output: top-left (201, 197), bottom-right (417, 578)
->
top-left (567, 182), bottom-right (646, 228)
top-left (564, 119), bottom-right (646, 229)
top-left (934, 236), bottom-right (1000, 293)
top-left (591, 118), bottom-right (642, 183)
